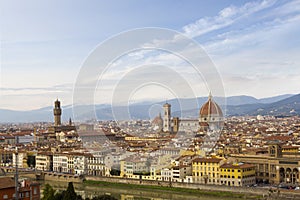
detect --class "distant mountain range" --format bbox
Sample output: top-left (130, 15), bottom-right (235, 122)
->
top-left (0, 94), bottom-right (298, 123)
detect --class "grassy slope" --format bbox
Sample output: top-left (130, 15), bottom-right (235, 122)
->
top-left (84, 180), bottom-right (262, 199)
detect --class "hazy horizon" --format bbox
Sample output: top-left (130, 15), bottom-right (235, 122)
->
top-left (0, 93), bottom-right (296, 112)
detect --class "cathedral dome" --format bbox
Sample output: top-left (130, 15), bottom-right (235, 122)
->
top-left (199, 93), bottom-right (223, 131)
top-left (152, 113), bottom-right (163, 126)
top-left (199, 95), bottom-right (223, 117)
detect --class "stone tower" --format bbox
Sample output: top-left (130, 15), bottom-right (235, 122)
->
top-left (163, 102), bottom-right (171, 132)
top-left (53, 99), bottom-right (62, 126)
top-left (268, 141), bottom-right (282, 158)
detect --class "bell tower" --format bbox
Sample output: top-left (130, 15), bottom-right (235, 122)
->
top-left (163, 102), bottom-right (171, 132)
top-left (53, 99), bottom-right (62, 126)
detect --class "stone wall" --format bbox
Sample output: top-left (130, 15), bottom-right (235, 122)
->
top-left (86, 176), bottom-right (300, 199)
top-left (38, 172), bottom-right (83, 183)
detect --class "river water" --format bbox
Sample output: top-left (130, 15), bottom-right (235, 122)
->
top-left (42, 180), bottom-right (235, 200)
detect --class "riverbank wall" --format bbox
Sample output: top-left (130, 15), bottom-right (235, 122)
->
top-left (85, 176), bottom-right (300, 199)
top-left (36, 172), bottom-right (83, 183)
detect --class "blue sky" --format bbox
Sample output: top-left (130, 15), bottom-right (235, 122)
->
top-left (1, 0), bottom-right (300, 110)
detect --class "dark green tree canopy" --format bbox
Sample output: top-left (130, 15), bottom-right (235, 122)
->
top-left (63, 182), bottom-right (77, 200)
top-left (42, 182), bottom-right (116, 200)
top-left (42, 184), bottom-right (55, 200)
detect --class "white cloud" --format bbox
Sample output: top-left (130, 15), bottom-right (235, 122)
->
top-left (182, 0), bottom-right (276, 38)
top-left (76, 0), bottom-right (300, 106)
top-left (92, 1), bottom-right (297, 105)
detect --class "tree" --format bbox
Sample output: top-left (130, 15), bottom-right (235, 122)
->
top-left (54, 191), bottom-right (65, 200)
top-left (27, 155), bottom-right (36, 168)
top-left (63, 182), bottom-right (77, 200)
top-left (42, 184), bottom-right (55, 200)
top-left (76, 194), bottom-right (83, 200)
top-left (110, 169), bottom-right (120, 176)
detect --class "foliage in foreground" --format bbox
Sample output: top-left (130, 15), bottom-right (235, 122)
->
top-left (42, 182), bottom-right (117, 200)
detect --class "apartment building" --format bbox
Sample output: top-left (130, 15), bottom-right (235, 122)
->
top-left (220, 163), bottom-right (256, 186)
top-left (192, 157), bottom-right (225, 184)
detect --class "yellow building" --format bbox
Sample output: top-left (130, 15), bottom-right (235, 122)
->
top-left (231, 142), bottom-right (300, 185)
top-left (192, 157), bottom-right (225, 184)
top-left (220, 163), bottom-right (256, 187)
top-left (282, 145), bottom-right (300, 153)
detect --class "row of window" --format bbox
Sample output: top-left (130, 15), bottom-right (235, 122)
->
top-left (53, 163), bottom-right (67, 166)
top-left (220, 179), bottom-right (255, 186)
top-left (53, 158), bottom-right (68, 162)
top-left (194, 162), bottom-right (219, 165)
top-left (193, 166), bottom-right (218, 171)
top-left (193, 172), bottom-right (218, 177)
top-left (87, 160), bottom-right (104, 164)
top-left (220, 168), bottom-right (254, 172)
top-left (220, 174), bottom-right (255, 178)
top-left (36, 158), bottom-right (47, 161)
top-left (88, 166), bottom-right (105, 170)
top-left (36, 162), bottom-right (46, 165)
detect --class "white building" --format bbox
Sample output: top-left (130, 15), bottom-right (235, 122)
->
top-left (178, 119), bottom-right (199, 133)
top-left (161, 168), bottom-right (173, 182)
top-left (73, 153), bottom-right (88, 175)
top-left (12, 151), bottom-right (26, 168)
top-left (171, 165), bottom-right (192, 182)
top-left (53, 154), bottom-right (68, 173)
top-left (36, 153), bottom-right (52, 171)
top-left (87, 155), bottom-right (109, 176)
top-left (67, 155), bottom-right (74, 174)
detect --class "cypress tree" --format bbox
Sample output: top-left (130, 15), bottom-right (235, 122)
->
top-left (62, 182), bottom-right (77, 200)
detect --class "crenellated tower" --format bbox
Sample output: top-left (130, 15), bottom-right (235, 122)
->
top-left (53, 99), bottom-right (62, 126)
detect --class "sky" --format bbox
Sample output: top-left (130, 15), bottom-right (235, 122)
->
top-left (1, 0), bottom-right (300, 110)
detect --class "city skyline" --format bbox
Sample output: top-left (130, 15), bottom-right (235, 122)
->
top-left (1, 0), bottom-right (300, 110)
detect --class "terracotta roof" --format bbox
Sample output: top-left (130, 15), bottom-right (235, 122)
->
top-left (282, 145), bottom-right (300, 149)
top-left (266, 135), bottom-right (292, 141)
top-left (193, 157), bottom-right (222, 163)
top-left (0, 177), bottom-right (15, 189)
top-left (220, 163), bottom-right (255, 169)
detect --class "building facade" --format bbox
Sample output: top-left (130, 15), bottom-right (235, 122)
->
top-left (53, 154), bottom-right (68, 173)
top-left (192, 157), bottom-right (225, 185)
top-left (87, 155), bottom-right (108, 176)
top-left (35, 153), bottom-right (52, 171)
top-left (220, 163), bottom-right (256, 186)
top-left (231, 142), bottom-right (300, 185)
